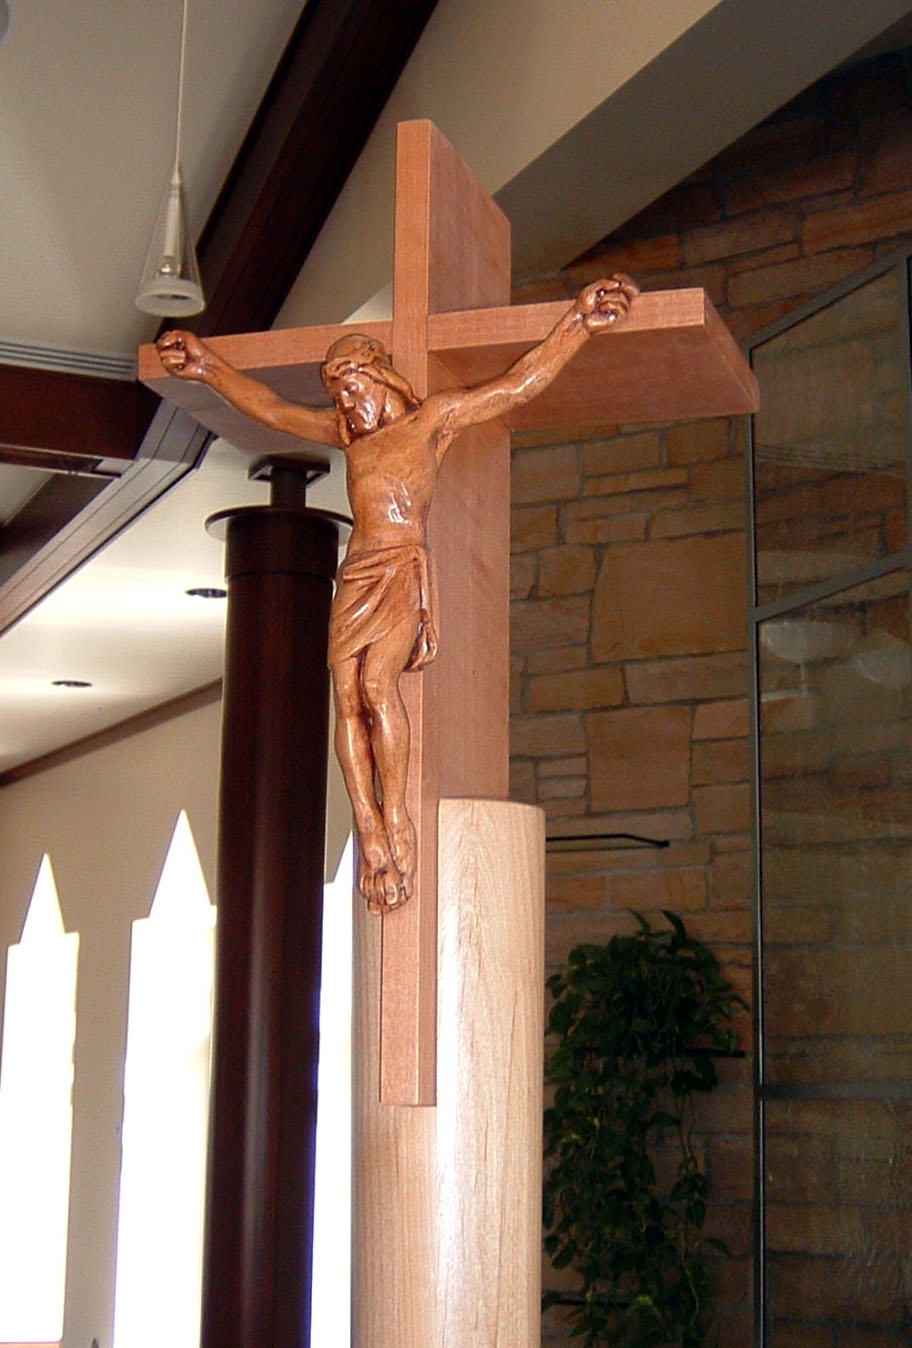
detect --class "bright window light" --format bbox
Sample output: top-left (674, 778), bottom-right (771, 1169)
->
top-left (311, 834), bottom-right (353, 1347)
top-left (112, 812), bottom-right (215, 1348)
top-left (111, 818), bottom-right (352, 1348)
top-left (0, 855), bottom-right (79, 1343)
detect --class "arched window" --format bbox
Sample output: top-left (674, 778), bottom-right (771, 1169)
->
top-left (0, 856), bottom-right (79, 1344)
top-left (112, 812), bottom-right (215, 1348)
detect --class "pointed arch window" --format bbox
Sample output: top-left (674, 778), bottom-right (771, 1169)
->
top-left (0, 856), bottom-right (79, 1344)
top-left (112, 812), bottom-right (216, 1348)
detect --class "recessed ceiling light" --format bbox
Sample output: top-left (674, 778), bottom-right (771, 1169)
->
top-left (186, 586), bottom-right (227, 599)
top-left (52, 679), bottom-right (92, 689)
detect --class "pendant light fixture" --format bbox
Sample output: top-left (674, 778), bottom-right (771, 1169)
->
top-left (135, 0), bottom-right (204, 317)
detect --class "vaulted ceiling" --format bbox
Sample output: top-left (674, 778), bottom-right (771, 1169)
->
top-left (0, 0), bottom-right (440, 773)
top-left (0, 0), bottom-right (440, 618)
top-left (2, 0), bottom-right (911, 777)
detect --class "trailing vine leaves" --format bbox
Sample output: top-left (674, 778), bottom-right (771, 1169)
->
top-left (543, 910), bottom-right (746, 1348)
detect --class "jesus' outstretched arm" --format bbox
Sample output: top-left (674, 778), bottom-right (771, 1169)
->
top-left (156, 329), bottom-right (341, 447)
top-left (153, 275), bottom-right (638, 916)
top-left (429, 275), bottom-right (638, 454)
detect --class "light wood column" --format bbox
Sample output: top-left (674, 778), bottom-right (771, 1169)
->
top-left (353, 799), bottom-right (545, 1348)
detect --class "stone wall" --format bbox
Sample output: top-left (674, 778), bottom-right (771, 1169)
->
top-left (513, 48), bottom-right (912, 1347)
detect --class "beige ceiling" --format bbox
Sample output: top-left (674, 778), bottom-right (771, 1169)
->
top-left (3, 0), bottom-right (912, 777)
top-left (0, 0), bottom-right (303, 356)
top-left (0, 0), bottom-right (305, 772)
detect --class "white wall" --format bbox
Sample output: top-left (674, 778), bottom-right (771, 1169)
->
top-left (0, 696), bottom-right (221, 1348)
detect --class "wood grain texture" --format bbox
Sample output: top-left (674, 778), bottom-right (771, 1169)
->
top-left (353, 799), bottom-right (545, 1348)
top-left (138, 321), bottom-right (394, 462)
top-left (428, 289), bottom-right (759, 424)
top-left (138, 289), bottom-right (758, 459)
top-left (380, 122), bottom-right (512, 1105)
top-left (0, 363), bottom-right (153, 463)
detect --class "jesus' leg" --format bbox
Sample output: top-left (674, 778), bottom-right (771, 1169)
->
top-left (360, 615), bottom-right (420, 905)
top-left (331, 657), bottom-right (402, 915)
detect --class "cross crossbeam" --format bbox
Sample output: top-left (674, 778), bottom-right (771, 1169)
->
top-left (140, 292), bottom-right (756, 442)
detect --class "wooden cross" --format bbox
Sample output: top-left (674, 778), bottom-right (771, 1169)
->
top-left (140, 119), bottom-right (757, 1108)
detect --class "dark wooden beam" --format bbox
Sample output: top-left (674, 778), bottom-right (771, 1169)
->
top-left (192, 0), bottom-right (441, 338)
top-left (0, 364), bottom-right (155, 465)
top-left (0, 363), bottom-right (161, 627)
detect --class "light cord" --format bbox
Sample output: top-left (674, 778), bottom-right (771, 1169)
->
top-left (173, 0), bottom-right (189, 175)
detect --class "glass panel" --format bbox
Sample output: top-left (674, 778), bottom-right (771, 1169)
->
top-left (759, 572), bottom-right (912, 1090)
top-left (765, 1098), bottom-right (912, 1347)
top-left (760, 573), bottom-right (912, 1345)
top-left (752, 267), bottom-right (909, 604)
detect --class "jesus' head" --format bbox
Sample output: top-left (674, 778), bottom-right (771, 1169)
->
top-left (321, 334), bottom-right (420, 444)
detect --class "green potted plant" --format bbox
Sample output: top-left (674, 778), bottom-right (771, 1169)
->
top-left (543, 909), bottom-right (745, 1348)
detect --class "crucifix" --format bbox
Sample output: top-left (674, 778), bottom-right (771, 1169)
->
top-left (140, 120), bottom-right (757, 1347)
top-left (158, 282), bottom-right (639, 917)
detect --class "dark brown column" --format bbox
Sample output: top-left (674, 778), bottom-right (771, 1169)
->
top-left (201, 456), bottom-right (343, 1348)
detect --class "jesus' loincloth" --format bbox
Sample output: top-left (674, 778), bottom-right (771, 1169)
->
top-left (328, 543), bottom-right (439, 672)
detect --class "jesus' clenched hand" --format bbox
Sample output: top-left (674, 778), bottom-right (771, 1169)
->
top-left (156, 274), bottom-right (638, 914)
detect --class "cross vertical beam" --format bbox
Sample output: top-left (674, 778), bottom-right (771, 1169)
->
top-left (381, 122), bottom-right (512, 1104)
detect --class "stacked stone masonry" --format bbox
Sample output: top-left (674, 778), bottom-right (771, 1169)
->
top-left (511, 48), bottom-right (912, 1348)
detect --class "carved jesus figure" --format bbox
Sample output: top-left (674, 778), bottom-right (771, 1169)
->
top-left (157, 274), bottom-right (638, 914)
